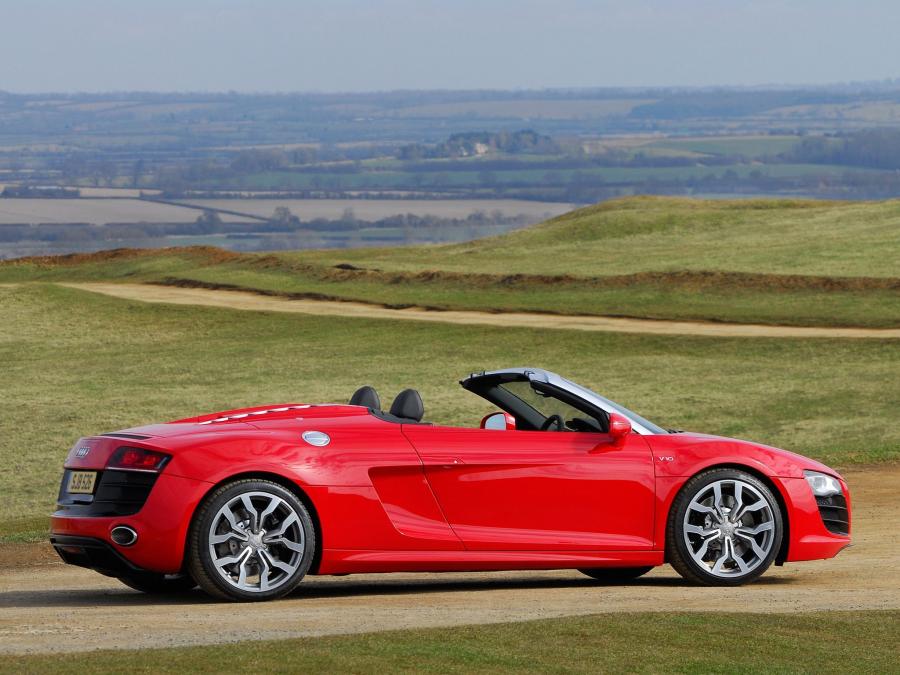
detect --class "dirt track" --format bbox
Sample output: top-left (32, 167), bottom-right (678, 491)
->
top-left (2, 465), bottom-right (897, 655)
top-left (60, 282), bottom-right (900, 338)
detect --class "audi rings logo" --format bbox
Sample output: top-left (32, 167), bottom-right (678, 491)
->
top-left (75, 446), bottom-right (91, 458)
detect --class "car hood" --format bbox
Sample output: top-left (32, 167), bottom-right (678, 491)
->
top-left (648, 431), bottom-right (841, 480)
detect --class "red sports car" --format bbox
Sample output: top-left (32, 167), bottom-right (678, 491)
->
top-left (51, 367), bottom-right (851, 601)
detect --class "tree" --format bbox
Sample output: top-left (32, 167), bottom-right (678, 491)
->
top-left (194, 210), bottom-right (223, 234)
top-left (270, 206), bottom-right (300, 229)
top-left (131, 159), bottom-right (146, 188)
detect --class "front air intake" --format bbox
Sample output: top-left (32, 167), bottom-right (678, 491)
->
top-left (815, 494), bottom-right (849, 535)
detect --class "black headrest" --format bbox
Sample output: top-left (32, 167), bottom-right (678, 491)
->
top-left (349, 385), bottom-right (381, 410)
top-left (389, 389), bottom-right (424, 422)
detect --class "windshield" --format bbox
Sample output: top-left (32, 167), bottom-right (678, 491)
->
top-left (497, 380), bottom-right (604, 430)
top-left (561, 378), bottom-right (668, 435)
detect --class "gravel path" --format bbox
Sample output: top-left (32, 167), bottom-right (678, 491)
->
top-left (53, 283), bottom-right (900, 339)
top-left (2, 465), bottom-right (896, 654)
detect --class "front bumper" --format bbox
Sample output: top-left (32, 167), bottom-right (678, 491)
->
top-left (780, 476), bottom-right (852, 562)
top-left (50, 472), bottom-right (212, 575)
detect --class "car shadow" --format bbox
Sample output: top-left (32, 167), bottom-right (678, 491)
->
top-left (292, 572), bottom-right (794, 599)
top-left (2, 571), bottom-right (795, 608)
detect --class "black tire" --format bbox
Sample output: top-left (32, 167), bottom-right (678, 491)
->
top-left (188, 479), bottom-right (316, 602)
top-left (117, 573), bottom-right (196, 594)
top-left (577, 566), bottom-right (654, 583)
top-left (666, 468), bottom-right (783, 586)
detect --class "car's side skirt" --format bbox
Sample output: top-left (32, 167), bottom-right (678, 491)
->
top-left (316, 549), bottom-right (665, 575)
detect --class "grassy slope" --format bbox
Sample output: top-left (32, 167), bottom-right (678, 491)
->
top-left (3, 284), bottom-right (898, 537)
top-left (7, 611), bottom-right (898, 674)
top-left (2, 197), bottom-right (898, 328)
top-left (295, 196), bottom-right (900, 277)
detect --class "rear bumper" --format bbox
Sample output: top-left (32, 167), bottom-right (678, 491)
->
top-left (50, 535), bottom-right (143, 576)
top-left (50, 472), bottom-right (212, 575)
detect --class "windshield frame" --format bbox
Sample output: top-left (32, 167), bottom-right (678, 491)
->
top-left (461, 367), bottom-right (669, 436)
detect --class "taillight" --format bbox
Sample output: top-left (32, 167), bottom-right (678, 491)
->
top-left (106, 447), bottom-right (171, 472)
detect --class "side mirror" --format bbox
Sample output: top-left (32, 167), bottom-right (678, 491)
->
top-left (481, 411), bottom-right (516, 431)
top-left (608, 413), bottom-right (632, 441)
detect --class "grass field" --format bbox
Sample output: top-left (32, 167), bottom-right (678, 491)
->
top-left (6, 611), bottom-right (897, 673)
top-left (2, 282), bottom-right (898, 539)
top-left (4, 197), bottom-right (898, 328)
top-left (650, 135), bottom-right (802, 157)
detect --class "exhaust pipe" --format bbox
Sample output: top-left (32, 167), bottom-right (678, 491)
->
top-left (110, 526), bottom-right (138, 547)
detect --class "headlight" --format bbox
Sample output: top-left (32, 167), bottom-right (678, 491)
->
top-left (804, 470), bottom-right (842, 497)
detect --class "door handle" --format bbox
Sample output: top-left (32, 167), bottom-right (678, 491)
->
top-left (428, 457), bottom-right (465, 468)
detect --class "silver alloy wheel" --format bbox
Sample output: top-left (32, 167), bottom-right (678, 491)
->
top-left (207, 491), bottom-right (305, 593)
top-left (682, 479), bottom-right (775, 578)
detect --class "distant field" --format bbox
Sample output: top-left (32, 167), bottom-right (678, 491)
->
top-left (650, 135), bottom-right (801, 157)
top-left (73, 187), bottom-right (162, 198)
top-left (765, 101), bottom-right (900, 123)
top-left (0, 198), bottom-right (251, 225)
top-left (225, 162), bottom-right (876, 191)
top-left (385, 98), bottom-right (651, 119)
top-left (182, 198), bottom-right (573, 221)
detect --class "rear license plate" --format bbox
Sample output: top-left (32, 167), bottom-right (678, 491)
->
top-left (67, 471), bottom-right (97, 495)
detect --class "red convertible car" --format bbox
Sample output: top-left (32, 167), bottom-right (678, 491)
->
top-left (51, 367), bottom-right (851, 601)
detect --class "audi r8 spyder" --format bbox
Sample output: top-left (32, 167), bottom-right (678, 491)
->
top-left (50, 367), bottom-right (851, 601)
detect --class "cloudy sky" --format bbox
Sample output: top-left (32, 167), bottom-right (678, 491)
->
top-left (1, 0), bottom-right (898, 92)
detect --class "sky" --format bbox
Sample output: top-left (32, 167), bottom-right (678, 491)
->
top-left (1, 0), bottom-right (899, 93)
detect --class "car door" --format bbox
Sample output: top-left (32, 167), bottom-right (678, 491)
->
top-left (402, 424), bottom-right (655, 551)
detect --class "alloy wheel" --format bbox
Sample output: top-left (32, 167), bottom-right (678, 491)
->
top-left (207, 491), bottom-right (306, 593)
top-left (682, 478), bottom-right (776, 579)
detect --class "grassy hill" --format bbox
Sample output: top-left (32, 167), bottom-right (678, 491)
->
top-left (2, 197), bottom-right (899, 327)
top-left (297, 196), bottom-right (900, 277)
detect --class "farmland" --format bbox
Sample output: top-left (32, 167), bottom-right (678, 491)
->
top-left (0, 197), bottom-right (568, 258)
top-left (0, 198), bottom-right (251, 225)
top-left (181, 198), bottom-right (571, 221)
top-left (6, 86), bottom-right (900, 246)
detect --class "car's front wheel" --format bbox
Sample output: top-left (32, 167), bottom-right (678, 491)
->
top-left (667, 468), bottom-right (783, 586)
top-left (188, 479), bottom-right (316, 601)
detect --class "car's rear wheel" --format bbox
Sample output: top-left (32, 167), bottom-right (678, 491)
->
top-left (667, 468), bottom-right (783, 586)
top-left (117, 573), bottom-right (196, 594)
top-left (188, 479), bottom-right (316, 601)
top-left (577, 566), bottom-right (653, 583)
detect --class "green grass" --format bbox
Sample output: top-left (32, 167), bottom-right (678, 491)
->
top-left (2, 283), bottom-right (898, 534)
top-left (3, 197), bottom-right (897, 328)
top-left (6, 611), bottom-right (898, 673)
top-left (296, 196), bottom-right (900, 277)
